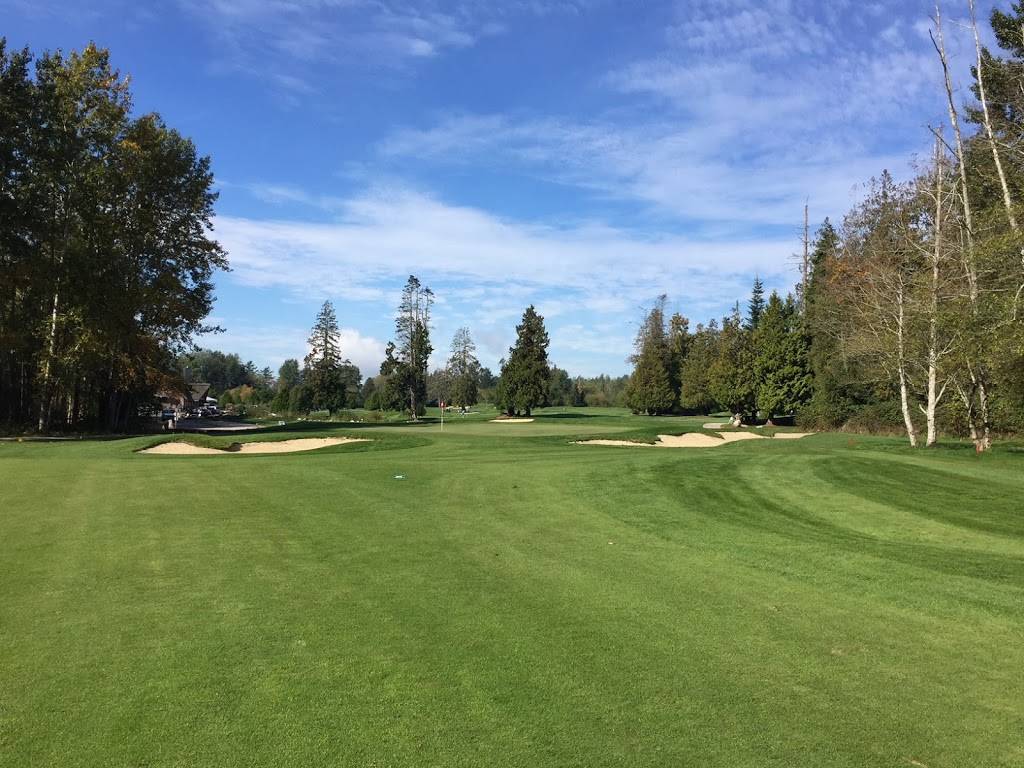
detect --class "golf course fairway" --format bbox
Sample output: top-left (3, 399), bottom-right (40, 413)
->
top-left (2, 408), bottom-right (1022, 767)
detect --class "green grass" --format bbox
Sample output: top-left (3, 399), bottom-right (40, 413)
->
top-left (1, 408), bottom-right (1022, 766)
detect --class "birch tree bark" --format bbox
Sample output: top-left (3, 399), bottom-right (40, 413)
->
top-left (932, 4), bottom-right (992, 450)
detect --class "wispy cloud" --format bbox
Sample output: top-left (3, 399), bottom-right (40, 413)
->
top-left (213, 183), bottom-right (799, 373)
top-left (175, 0), bottom-right (591, 98)
top-left (376, 1), bottom-right (986, 232)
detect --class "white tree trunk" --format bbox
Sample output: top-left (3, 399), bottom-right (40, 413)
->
top-left (924, 136), bottom-right (945, 447)
top-left (970, 0), bottom-right (1018, 232)
top-left (896, 288), bottom-right (918, 448)
top-left (977, 378), bottom-right (992, 450)
top-left (933, 6), bottom-right (993, 450)
top-left (37, 279), bottom-right (60, 432)
top-left (956, 379), bottom-right (980, 444)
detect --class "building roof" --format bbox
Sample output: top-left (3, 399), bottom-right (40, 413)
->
top-left (189, 383), bottom-right (211, 403)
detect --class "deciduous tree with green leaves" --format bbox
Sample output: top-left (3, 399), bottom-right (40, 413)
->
top-left (0, 41), bottom-right (226, 431)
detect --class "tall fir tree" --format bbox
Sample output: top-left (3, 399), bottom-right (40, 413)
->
top-left (625, 299), bottom-right (676, 414)
top-left (709, 306), bottom-right (756, 418)
top-left (447, 327), bottom-right (480, 407)
top-left (496, 306), bottom-right (550, 416)
top-left (304, 300), bottom-right (349, 412)
top-left (753, 293), bottom-right (812, 420)
top-left (747, 276), bottom-right (766, 330)
top-left (381, 276), bottom-right (433, 417)
top-left (626, 344), bottom-right (675, 415)
top-left (667, 312), bottom-right (690, 401)
top-left (679, 320), bottom-right (719, 413)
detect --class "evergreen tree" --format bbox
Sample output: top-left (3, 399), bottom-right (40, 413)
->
top-left (496, 306), bottom-right (550, 416)
top-left (667, 312), bottom-right (690, 401)
top-left (382, 276), bottom-right (433, 417)
top-left (801, 218), bottom-right (857, 427)
top-left (360, 377), bottom-right (378, 409)
top-left (547, 367), bottom-right (574, 406)
top-left (625, 300), bottom-right (676, 414)
top-left (709, 307), bottom-right (756, 418)
top-left (626, 344), bottom-right (675, 414)
top-left (753, 292), bottom-right (813, 420)
top-left (288, 384), bottom-right (311, 415)
top-left (679, 320), bottom-right (719, 413)
top-left (277, 359), bottom-right (301, 391)
top-left (271, 386), bottom-right (291, 414)
top-left (304, 300), bottom-right (349, 412)
top-left (747, 276), bottom-right (766, 330)
top-left (447, 327), bottom-right (480, 407)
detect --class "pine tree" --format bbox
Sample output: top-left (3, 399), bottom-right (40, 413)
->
top-left (277, 359), bottom-right (301, 391)
top-left (496, 306), bottom-right (550, 416)
top-left (447, 327), bottom-right (480, 407)
top-left (709, 307), bottom-right (756, 418)
top-left (304, 300), bottom-right (347, 412)
top-left (754, 292), bottom-right (813, 421)
top-left (626, 344), bottom-right (675, 414)
top-left (802, 218), bottom-right (855, 427)
top-left (382, 276), bottom-right (433, 417)
top-left (679, 320), bottom-right (719, 413)
top-left (747, 276), bottom-right (766, 330)
top-left (667, 312), bottom-right (690, 401)
top-left (625, 300), bottom-right (676, 414)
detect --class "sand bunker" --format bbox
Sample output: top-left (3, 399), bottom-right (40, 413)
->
top-left (576, 431), bottom-right (812, 449)
top-left (490, 418), bottom-right (535, 423)
top-left (141, 437), bottom-right (368, 455)
top-left (771, 432), bottom-right (815, 439)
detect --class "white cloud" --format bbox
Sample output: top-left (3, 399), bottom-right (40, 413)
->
top-left (215, 184), bottom-right (797, 299)
top-left (375, 1), bottom-right (988, 232)
top-left (175, 0), bottom-right (589, 96)
top-left (212, 182), bottom-right (800, 376)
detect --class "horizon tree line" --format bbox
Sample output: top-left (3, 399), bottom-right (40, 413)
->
top-left (5, 2), bottom-right (1024, 445)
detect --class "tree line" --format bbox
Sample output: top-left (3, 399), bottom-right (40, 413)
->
top-left (625, 0), bottom-right (1024, 451)
top-left (270, 276), bottom-right (566, 419)
top-left (625, 283), bottom-right (811, 424)
top-left (8, 4), bottom-right (1023, 444)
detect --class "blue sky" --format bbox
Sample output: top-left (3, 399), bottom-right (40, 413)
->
top-left (3, 0), bottom-right (998, 376)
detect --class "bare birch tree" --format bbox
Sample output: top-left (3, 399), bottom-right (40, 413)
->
top-left (839, 174), bottom-right (921, 446)
top-left (907, 137), bottom-right (961, 446)
top-left (932, 3), bottom-right (994, 450)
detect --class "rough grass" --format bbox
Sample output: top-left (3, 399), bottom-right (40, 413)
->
top-left (1, 408), bottom-right (1022, 767)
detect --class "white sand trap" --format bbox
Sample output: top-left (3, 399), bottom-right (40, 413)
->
top-left (772, 432), bottom-right (815, 439)
top-left (702, 422), bottom-right (726, 429)
top-left (490, 418), bottom-right (535, 423)
top-left (141, 437), bottom-right (368, 455)
top-left (576, 430), bottom-right (814, 449)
